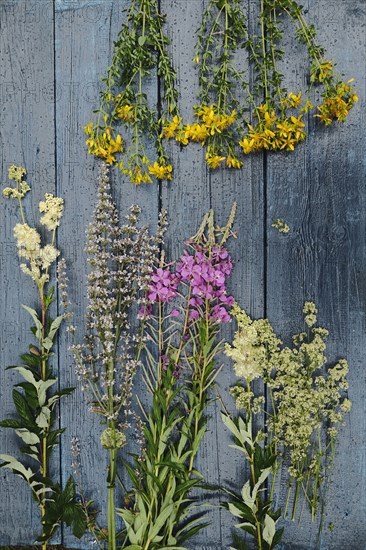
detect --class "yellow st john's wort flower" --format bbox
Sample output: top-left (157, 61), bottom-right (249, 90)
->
top-left (162, 115), bottom-right (182, 139)
top-left (205, 152), bottom-right (225, 169)
top-left (226, 155), bottom-right (243, 169)
top-left (287, 91), bottom-right (302, 108)
top-left (148, 162), bottom-right (173, 181)
top-left (116, 103), bottom-right (135, 122)
top-left (129, 166), bottom-right (153, 185)
top-left (185, 123), bottom-right (209, 144)
top-left (84, 123), bottom-right (124, 164)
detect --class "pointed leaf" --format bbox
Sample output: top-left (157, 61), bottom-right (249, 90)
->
top-left (22, 305), bottom-right (42, 341)
top-left (263, 514), bottom-right (276, 545)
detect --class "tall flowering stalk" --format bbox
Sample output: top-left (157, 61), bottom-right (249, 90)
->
top-left (0, 166), bottom-right (85, 547)
top-left (117, 205), bottom-right (237, 549)
top-left (222, 302), bottom-right (351, 549)
top-left (72, 163), bottom-right (163, 550)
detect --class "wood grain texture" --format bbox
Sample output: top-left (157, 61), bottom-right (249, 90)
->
top-left (54, 0), bottom-right (159, 547)
top-left (0, 0), bottom-right (57, 544)
top-left (0, 0), bottom-right (365, 548)
top-left (266, 1), bottom-right (366, 548)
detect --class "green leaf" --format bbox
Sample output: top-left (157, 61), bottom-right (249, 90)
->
top-left (36, 406), bottom-right (51, 428)
top-left (0, 418), bottom-right (28, 429)
top-left (47, 428), bottom-right (65, 449)
top-left (123, 546), bottom-right (143, 550)
top-left (221, 413), bottom-right (250, 447)
top-left (22, 305), bottom-right (42, 341)
top-left (43, 315), bottom-right (64, 351)
top-left (147, 503), bottom-right (174, 540)
top-left (228, 502), bottom-right (246, 518)
top-left (263, 514), bottom-right (276, 546)
top-left (15, 428), bottom-right (40, 445)
top-left (62, 476), bottom-right (75, 503)
top-left (241, 481), bottom-right (256, 512)
top-left (12, 389), bottom-right (35, 423)
top-left (138, 35), bottom-right (146, 47)
top-left (37, 379), bottom-right (57, 407)
top-left (13, 366), bottom-right (38, 387)
top-left (0, 454), bottom-right (34, 482)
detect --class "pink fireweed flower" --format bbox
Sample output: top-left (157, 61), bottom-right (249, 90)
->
top-left (148, 267), bottom-right (179, 303)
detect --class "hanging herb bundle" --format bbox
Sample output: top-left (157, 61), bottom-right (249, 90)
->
top-left (0, 166), bottom-right (86, 547)
top-left (163, 0), bottom-right (357, 170)
top-left (222, 302), bottom-right (351, 549)
top-left (239, 0), bottom-right (358, 156)
top-left (117, 205), bottom-right (237, 549)
top-left (163, 0), bottom-right (248, 169)
top-left (84, 0), bottom-right (180, 185)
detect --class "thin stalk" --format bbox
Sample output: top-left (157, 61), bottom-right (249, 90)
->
top-left (107, 440), bottom-right (117, 550)
top-left (260, 0), bottom-right (269, 106)
top-left (39, 287), bottom-right (48, 550)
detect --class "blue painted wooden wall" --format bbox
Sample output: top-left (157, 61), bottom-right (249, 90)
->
top-left (0, 1), bottom-right (365, 548)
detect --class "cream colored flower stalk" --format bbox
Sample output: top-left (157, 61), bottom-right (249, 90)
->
top-left (39, 193), bottom-right (64, 231)
top-left (13, 223), bottom-right (41, 258)
top-left (225, 302), bottom-right (281, 382)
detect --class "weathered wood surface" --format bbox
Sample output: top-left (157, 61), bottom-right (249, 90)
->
top-left (0, 0), bottom-right (365, 548)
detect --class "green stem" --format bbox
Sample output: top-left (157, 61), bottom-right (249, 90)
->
top-left (18, 197), bottom-right (26, 223)
top-left (39, 287), bottom-right (48, 550)
top-left (260, 0), bottom-right (269, 106)
top-left (107, 442), bottom-right (117, 550)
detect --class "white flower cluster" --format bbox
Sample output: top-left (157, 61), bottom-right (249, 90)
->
top-left (39, 193), bottom-right (64, 231)
top-left (3, 165), bottom-right (30, 199)
top-left (13, 223), bottom-right (60, 285)
top-left (227, 302), bottom-right (351, 484)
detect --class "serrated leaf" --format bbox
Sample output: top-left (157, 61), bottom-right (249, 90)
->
top-left (12, 389), bottom-right (35, 423)
top-left (13, 367), bottom-right (38, 387)
top-left (37, 379), bottom-right (57, 407)
top-left (221, 413), bottom-right (249, 446)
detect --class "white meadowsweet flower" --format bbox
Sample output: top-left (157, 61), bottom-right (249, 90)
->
top-left (13, 223), bottom-right (41, 257)
top-left (40, 244), bottom-right (60, 269)
top-left (39, 193), bottom-right (64, 231)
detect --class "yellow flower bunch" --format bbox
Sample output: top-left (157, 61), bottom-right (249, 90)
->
top-left (84, 123), bottom-right (124, 165)
top-left (316, 80), bottom-right (358, 125)
top-left (195, 104), bottom-right (236, 135)
top-left (239, 102), bottom-right (306, 155)
top-left (119, 163), bottom-right (152, 185)
top-left (310, 59), bottom-right (334, 84)
top-left (148, 162), bottom-right (173, 181)
top-left (115, 101), bottom-right (135, 122)
top-left (205, 151), bottom-right (226, 169)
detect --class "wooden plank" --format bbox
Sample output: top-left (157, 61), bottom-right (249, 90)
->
top-left (0, 0), bottom-right (57, 545)
top-left (266, 0), bottom-right (366, 548)
top-left (161, 1), bottom-right (265, 547)
top-left (55, 0), bottom-right (160, 547)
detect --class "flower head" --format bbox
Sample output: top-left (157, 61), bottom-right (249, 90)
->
top-left (39, 193), bottom-right (64, 231)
